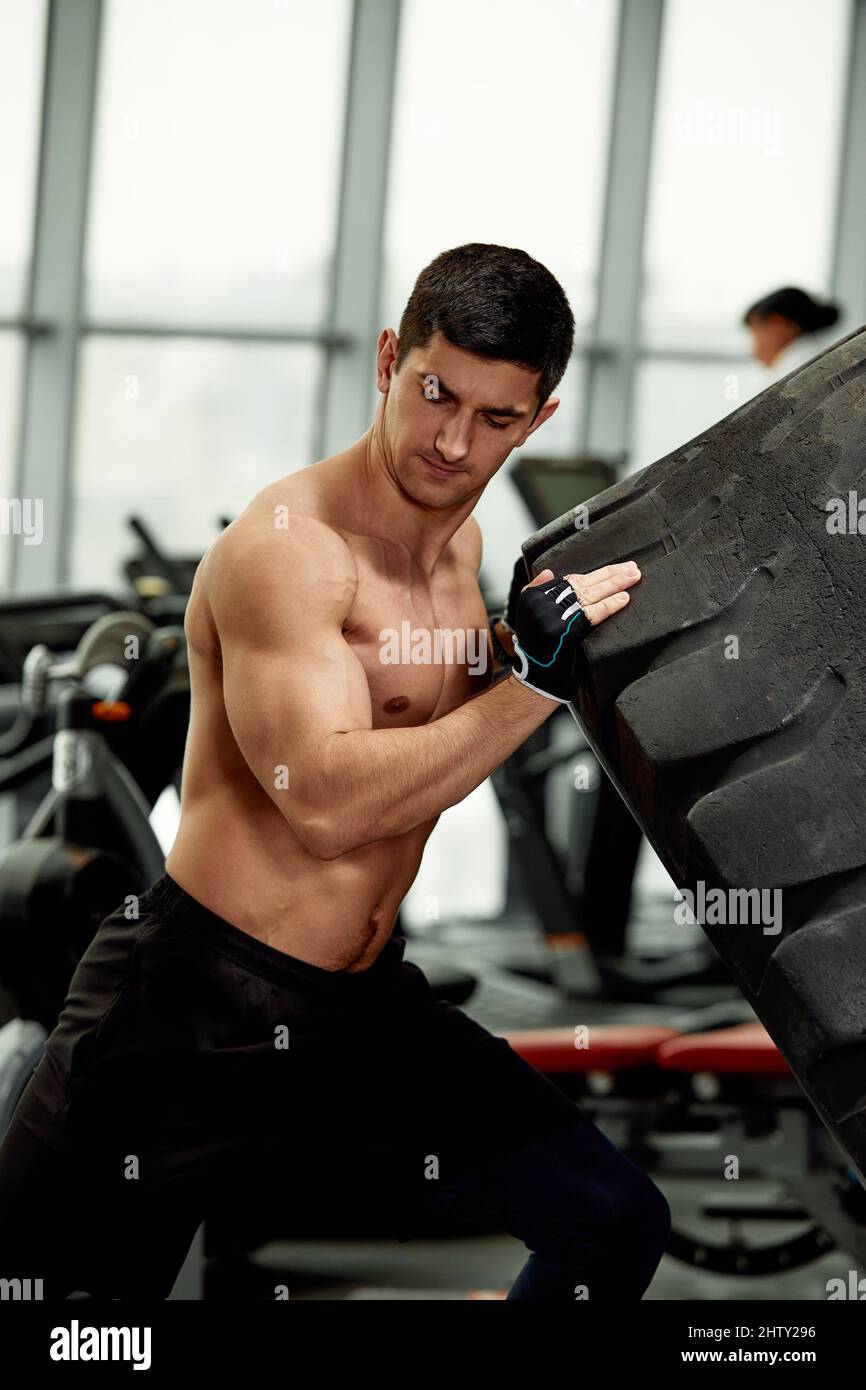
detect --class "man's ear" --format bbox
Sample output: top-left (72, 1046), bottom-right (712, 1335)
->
top-left (376, 328), bottom-right (399, 393)
top-left (520, 395), bottom-right (560, 444)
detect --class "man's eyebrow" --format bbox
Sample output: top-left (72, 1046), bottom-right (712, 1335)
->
top-left (416, 370), bottom-right (528, 418)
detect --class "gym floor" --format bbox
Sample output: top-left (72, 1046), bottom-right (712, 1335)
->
top-left (217, 1218), bottom-right (848, 1301)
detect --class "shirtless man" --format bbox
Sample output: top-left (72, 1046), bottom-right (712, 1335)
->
top-left (166, 339), bottom-right (634, 972)
top-left (0, 243), bottom-right (670, 1301)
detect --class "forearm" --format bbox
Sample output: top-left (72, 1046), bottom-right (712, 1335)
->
top-left (318, 674), bottom-right (554, 856)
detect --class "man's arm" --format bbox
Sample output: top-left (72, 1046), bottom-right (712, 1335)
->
top-left (208, 513), bottom-right (557, 861)
top-left (320, 676), bottom-right (555, 856)
top-left (459, 514), bottom-right (516, 676)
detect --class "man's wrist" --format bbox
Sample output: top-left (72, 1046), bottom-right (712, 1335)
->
top-left (508, 669), bottom-right (568, 705)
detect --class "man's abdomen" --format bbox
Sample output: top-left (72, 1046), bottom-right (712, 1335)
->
top-left (166, 791), bottom-right (435, 971)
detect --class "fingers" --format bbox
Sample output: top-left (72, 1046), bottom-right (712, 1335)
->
top-left (568, 562), bottom-right (640, 600)
top-left (580, 590), bottom-right (631, 626)
top-left (564, 562), bottom-right (639, 617)
top-left (520, 563), bottom-right (641, 629)
top-left (578, 562), bottom-right (640, 589)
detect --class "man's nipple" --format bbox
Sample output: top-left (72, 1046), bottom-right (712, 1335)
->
top-left (383, 695), bottom-right (411, 714)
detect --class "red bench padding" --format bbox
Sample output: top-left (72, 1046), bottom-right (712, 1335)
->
top-left (656, 1023), bottom-right (792, 1076)
top-left (504, 1025), bottom-right (680, 1073)
top-left (504, 1022), bottom-right (792, 1077)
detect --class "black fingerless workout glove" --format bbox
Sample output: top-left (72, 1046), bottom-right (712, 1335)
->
top-left (510, 575), bottom-right (592, 703)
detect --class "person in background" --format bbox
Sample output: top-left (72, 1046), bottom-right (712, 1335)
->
top-left (743, 285), bottom-right (842, 380)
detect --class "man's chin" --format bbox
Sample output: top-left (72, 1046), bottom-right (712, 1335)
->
top-left (395, 456), bottom-right (465, 503)
top-left (415, 453), bottom-right (467, 481)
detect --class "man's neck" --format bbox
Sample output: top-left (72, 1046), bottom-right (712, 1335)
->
top-left (328, 423), bottom-right (482, 577)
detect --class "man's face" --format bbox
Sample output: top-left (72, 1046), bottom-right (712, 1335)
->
top-left (376, 329), bottom-right (558, 507)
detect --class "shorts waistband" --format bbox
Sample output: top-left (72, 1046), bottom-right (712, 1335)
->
top-left (140, 873), bottom-right (406, 992)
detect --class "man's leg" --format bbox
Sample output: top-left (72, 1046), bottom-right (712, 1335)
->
top-left (423, 1111), bottom-right (671, 1300)
top-left (0, 873), bottom-right (317, 1302)
top-left (0, 1113), bottom-right (79, 1300)
top-left (0, 1081), bottom-right (216, 1300)
top-left (384, 969), bottom-right (671, 1301)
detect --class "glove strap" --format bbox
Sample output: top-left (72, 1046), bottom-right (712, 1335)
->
top-left (511, 640), bottom-right (569, 703)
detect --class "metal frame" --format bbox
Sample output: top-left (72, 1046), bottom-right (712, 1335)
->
top-left (11, 0), bottom-right (103, 595)
top-left (318, 0), bottom-right (403, 460)
top-left (582, 0), bottom-right (665, 468)
top-left (832, 0), bottom-right (866, 330)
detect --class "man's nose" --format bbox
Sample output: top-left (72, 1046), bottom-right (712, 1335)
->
top-left (435, 414), bottom-right (472, 464)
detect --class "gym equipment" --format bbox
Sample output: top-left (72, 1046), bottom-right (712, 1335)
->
top-left (123, 513), bottom-right (208, 602)
top-left (0, 510), bottom-right (220, 847)
top-left (0, 592), bottom-right (125, 686)
top-left (0, 1017), bottom-right (47, 1136)
top-left (0, 612), bottom-right (181, 1029)
top-left (510, 454), bottom-right (616, 528)
top-left (0, 518), bottom-right (206, 828)
top-left (0, 508), bottom-right (209, 687)
top-left (523, 323), bottom-right (866, 1181)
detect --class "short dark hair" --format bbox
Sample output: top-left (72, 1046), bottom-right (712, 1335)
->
top-left (395, 243), bottom-right (575, 420)
top-left (743, 286), bottom-right (840, 335)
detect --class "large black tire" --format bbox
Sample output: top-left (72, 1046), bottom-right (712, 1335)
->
top-left (524, 323), bottom-right (866, 1181)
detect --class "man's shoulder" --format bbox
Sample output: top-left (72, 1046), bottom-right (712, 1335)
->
top-left (223, 470), bottom-right (354, 560)
top-left (201, 474), bottom-right (358, 614)
top-left (451, 514), bottom-right (483, 574)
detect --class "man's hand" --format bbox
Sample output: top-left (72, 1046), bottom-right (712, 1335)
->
top-left (510, 561), bottom-right (641, 703)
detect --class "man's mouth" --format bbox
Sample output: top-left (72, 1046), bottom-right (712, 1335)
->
top-left (420, 455), bottom-right (463, 477)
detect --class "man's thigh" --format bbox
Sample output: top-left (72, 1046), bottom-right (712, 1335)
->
top-left (208, 972), bottom-right (584, 1247)
top-left (207, 1134), bottom-right (420, 1251)
top-left (347, 974), bottom-right (586, 1235)
top-left (398, 996), bottom-right (581, 1172)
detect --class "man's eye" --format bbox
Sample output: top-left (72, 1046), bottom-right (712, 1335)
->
top-left (420, 387), bottom-right (509, 429)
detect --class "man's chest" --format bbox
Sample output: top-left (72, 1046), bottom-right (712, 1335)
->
top-left (343, 555), bottom-right (492, 726)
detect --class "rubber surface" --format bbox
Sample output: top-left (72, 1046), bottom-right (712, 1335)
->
top-left (524, 324), bottom-right (866, 1180)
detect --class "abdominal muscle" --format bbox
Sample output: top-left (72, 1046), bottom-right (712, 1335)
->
top-left (166, 794), bottom-right (434, 973)
top-left (165, 639), bottom-right (437, 974)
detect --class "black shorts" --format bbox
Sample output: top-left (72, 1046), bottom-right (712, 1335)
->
top-left (0, 873), bottom-right (580, 1298)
